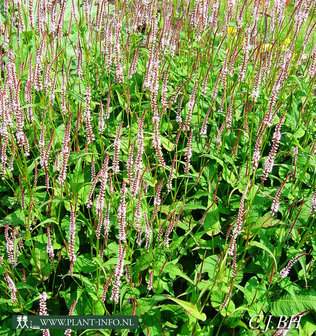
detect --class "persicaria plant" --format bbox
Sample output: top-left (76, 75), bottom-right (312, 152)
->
top-left (0, 0), bottom-right (315, 335)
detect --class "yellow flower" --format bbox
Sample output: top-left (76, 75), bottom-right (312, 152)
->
top-left (262, 44), bottom-right (272, 52)
top-left (283, 37), bottom-right (291, 46)
top-left (228, 26), bottom-right (237, 35)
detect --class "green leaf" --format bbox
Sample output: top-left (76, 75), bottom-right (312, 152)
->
top-left (165, 296), bottom-right (206, 321)
top-left (300, 318), bottom-right (316, 336)
top-left (73, 254), bottom-right (97, 274)
top-left (143, 170), bottom-right (155, 187)
top-left (250, 241), bottom-right (277, 269)
top-left (202, 255), bottom-right (218, 277)
top-left (133, 252), bottom-right (154, 281)
top-left (271, 293), bottom-right (316, 316)
top-left (71, 274), bottom-right (98, 301)
top-left (222, 165), bottom-right (236, 185)
top-left (163, 263), bottom-right (195, 284)
top-left (183, 202), bottom-right (206, 211)
top-left (294, 125), bottom-right (305, 139)
top-left (160, 136), bottom-right (175, 151)
top-left (116, 90), bottom-right (126, 108)
top-left (210, 284), bottom-right (236, 315)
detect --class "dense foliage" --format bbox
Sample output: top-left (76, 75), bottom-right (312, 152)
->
top-left (0, 0), bottom-right (315, 335)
